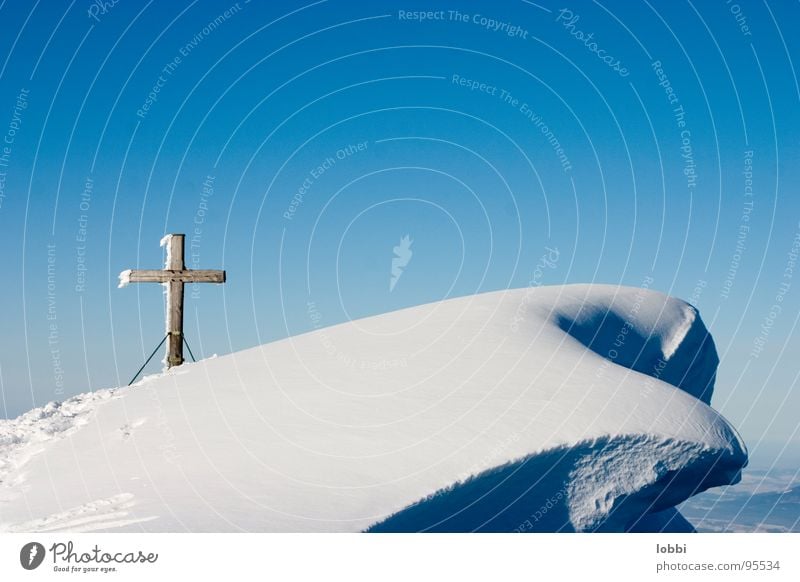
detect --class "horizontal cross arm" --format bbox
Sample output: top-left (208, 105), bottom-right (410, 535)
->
top-left (120, 269), bottom-right (226, 285)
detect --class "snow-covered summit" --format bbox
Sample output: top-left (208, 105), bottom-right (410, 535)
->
top-left (0, 285), bottom-right (746, 532)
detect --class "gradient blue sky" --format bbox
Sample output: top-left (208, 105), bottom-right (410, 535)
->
top-left (0, 0), bottom-right (798, 467)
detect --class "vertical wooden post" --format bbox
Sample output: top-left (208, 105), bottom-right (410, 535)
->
top-left (165, 234), bottom-right (185, 368)
top-left (120, 233), bottom-right (224, 374)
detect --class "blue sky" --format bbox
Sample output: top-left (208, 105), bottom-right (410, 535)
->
top-left (0, 0), bottom-right (798, 468)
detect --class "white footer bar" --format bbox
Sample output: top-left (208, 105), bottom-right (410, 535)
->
top-left (1, 533), bottom-right (797, 581)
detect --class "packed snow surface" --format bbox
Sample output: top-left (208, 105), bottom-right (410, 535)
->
top-left (0, 285), bottom-right (746, 532)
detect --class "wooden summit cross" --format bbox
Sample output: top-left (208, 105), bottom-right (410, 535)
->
top-left (118, 234), bottom-right (225, 368)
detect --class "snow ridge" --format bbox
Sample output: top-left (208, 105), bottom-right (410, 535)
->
top-left (551, 285), bottom-right (719, 403)
top-left (0, 285), bottom-right (747, 532)
top-left (367, 434), bottom-right (744, 532)
top-left (0, 390), bottom-right (116, 489)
